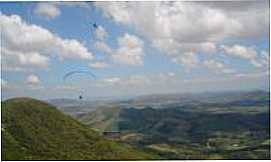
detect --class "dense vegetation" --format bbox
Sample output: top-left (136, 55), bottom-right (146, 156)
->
top-left (78, 91), bottom-right (270, 159)
top-left (78, 107), bottom-right (121, 132)
top-left (1, 98), bottom-right (159, 160)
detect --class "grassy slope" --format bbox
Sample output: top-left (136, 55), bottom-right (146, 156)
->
top-left (1, 98), bottom-right (158, 160)
top-left (78, 106), bottom-right (121, 132)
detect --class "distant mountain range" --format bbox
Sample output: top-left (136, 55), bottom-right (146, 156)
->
top-left (122, 90), bottom-right (269, 108)
top-left (49, 90), bottom-right (270, 115)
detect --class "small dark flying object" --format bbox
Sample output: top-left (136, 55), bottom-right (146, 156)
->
top-left (93, 23), bottom-right (98, 29)
top-left (79, 95), bottom-right (83, 100)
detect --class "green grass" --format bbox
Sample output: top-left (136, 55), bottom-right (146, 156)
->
top-left (78, 106), bottom-right (121, 132)
top-left (1, 97), bottom-right (159, 160)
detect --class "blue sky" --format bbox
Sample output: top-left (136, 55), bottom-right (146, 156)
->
top-left (1, 1), bottom-right (269, 100)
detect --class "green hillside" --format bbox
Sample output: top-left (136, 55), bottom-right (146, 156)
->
top-left (78, 106), bottom-right (121, 132)
top-left (1, 98), bottom-right (158, 160)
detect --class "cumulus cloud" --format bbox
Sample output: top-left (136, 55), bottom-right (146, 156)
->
top-left (61, 2), bottom-right (90, 8)
top-left (94, 33), bottom-right (144, 66)
top-left (95, 26), bottom-right (108, 41)
top-left (95, 41), bottom-right (112, 54)
top-left (112, 33), bottom-right (144, 65)
top-left (26, 75), bottom-right (40, 85)
top-left (2, 48), bottom-right (49, 70)
top-left (1, 13), bottom-right (93, 72)
top-left (89, 61), bottom-right (109, 68)
top-left (173, 52), bottom-right (199, 68)
top-left (200, 42), bottom-right (217, 54)
top-left (34, 2), bottom-right (60, 19)
top-left (221, 44), bottom-right (257, 60)
top-left (34, 2), bottom-right (90, 19)
top-left (203, 59), bottom-right (236, 74)
top-left (96, 1), bottom-right (268, 43)
top-left (221, 44), bottom-right (268, 68)
top-left (18, 52), bottom-right (49, 67)
top-left (258, 51), bottom-right (269, 67)
top-left (95, 2), bottom-right (131, 24)
top-left (95, 1), bottom-right (268, 68)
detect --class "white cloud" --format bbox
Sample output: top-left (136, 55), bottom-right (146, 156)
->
top-left (112, 33), bottom-right (144, 65)
top-left (204, 59), bottom-right (224, 69)
top-left (95, 1), bottom-right (268, 69)
top-left (259, 51), bottom-right (269, 66)
top-left (89, 61), bottom-right (109, 68)
top-left (95, 26), bottom-right (108, 41)
top-left (34, 2), bottom-right (90, 19)
top-left (96, 1), bottom-right (268, 42)
top-left (1, 13), bottom-right (93, 72)
top-left (54, 38), bottom-right (93, 60)
top-left (249, 50), bottom-right (270, 68)
top-left (200, 42), bottom-right (217, 54)
top-left (221, 44), bottom-right (257, 60)
top-left (221, 45), bottom-right (269, 68)
top-left (94, 33), bottom-right (145, 66)
top-left (61, 2), bottom-right (90, 9)
top-left (103, 77), bottom-right (121, 86)
top-left (203, 59), bottom-right (236, 74)
top-left (18, 52), bottom-right (49, 67)
top-left (95, 2), bottom-right (131, 24)
top-left (26, 75), bottom-right (40, 85)
top-left (2, 48), bottom-right (49, 70)
top-left (34, 3), bottom-right (60, 19)
top-left (1, 79), bottom-right (8, 88)
top-left (250, 59), bottom-right (262, 68)
top-left (1, 78), bottom-right (17, 90)
top-left (173, 52), bottom-right (199, 68)
top-left (95, 41), bottom-right (112, 54)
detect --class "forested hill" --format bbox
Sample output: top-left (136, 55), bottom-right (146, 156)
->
top-left (1, 98), bottom-right (158, 160)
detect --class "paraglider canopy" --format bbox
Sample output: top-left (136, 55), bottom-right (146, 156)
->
top-left (62, 70), bottom-right (96, 100)
top-left (63, 70), bottom-right (96, 81)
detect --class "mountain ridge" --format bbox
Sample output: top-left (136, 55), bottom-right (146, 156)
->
top-left (1, 97), bottom-right (158, 160)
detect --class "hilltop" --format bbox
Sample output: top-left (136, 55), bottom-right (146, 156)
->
top-left (1, 98), bottom-right (158, 160)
